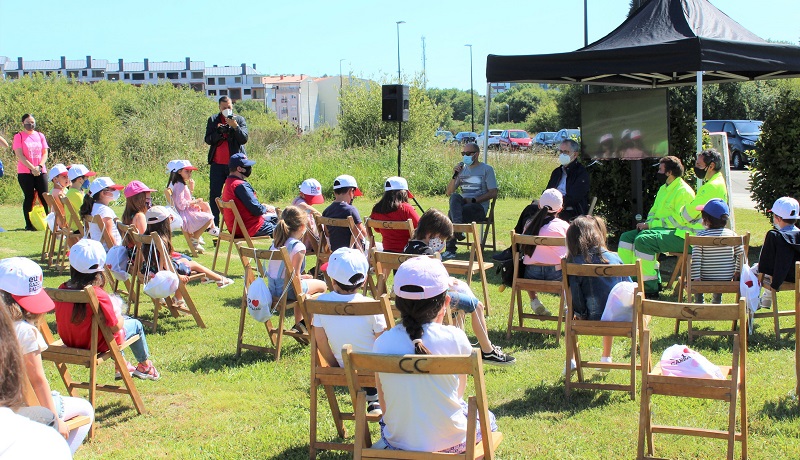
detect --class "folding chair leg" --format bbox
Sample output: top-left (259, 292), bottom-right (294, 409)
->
top-left (772, 290), bottom-right (781, 340)
top-left (574, 336), bottom-right (584, 382)
top-left (236, 297), bottom-right (248, 358)
top-left (479, 264), bottom-right (492, 316)
top-left (555, 296), bottom-right (565, 347)
top-left (55, 362), bottom-right (78, 397)
top-left (224, 239), bottom-right (235, 277)
top-left (505, 290), bottom-right (517, 340)
top-left (323, 384), bottom-right (347, 438)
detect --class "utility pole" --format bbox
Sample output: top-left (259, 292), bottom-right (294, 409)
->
top-left (421, 36), bottom-right (427, 90)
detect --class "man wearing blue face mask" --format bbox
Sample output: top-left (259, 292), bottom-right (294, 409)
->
top-left (443, 143), bottom-right (497, 260)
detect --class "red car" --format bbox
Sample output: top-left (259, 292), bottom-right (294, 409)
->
top-left (498, 129), bottom-right (532, 150)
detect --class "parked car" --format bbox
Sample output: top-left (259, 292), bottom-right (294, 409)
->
top-left (553, 128), bottom-right (581, 145)
top-left (533, 131), bottom-right (557, 148)
top-left (435, 130), bottom-right (454, 143)
top-left (454, 131), bottom-right (479, 144)
top-left (476, 129), bottom-right (504, 149)
top-left (703, 120), bottom-right (763, 169)
top-left (498, 129), bottom-right (532, 150)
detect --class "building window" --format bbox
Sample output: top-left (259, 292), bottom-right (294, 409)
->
top-left (218, 77), bottom-right (226, 85)
top-left (92, 70), bottom-right (104, 78)
top-left (219, 89), bottom-right (228, 96)
top-left (207, 78), bottom-right (215, 85)
top-left (124, 73), bottom-right (130, 79)
top-left (235, 77), bottom-right (241, 83)
top-left (107, 73), bottom-right (119, 80)
top-left (157, 72), bottom-right (165, 78)
top-left (7, 72), bottom-right (19, 79)
top-left (67, 70), bottom-right (80, 78)
top-left (244, 88), bottom-right (251, 95)
top-left (132, 73), bottom-right (145, 81)
top-left (208, 90), bottom-right (217, 96)
top-left (181, 72), bottom-right (186, 78)
top-left (82, 70), bottom-right (88, 77)
top-left (281, 97), bottom-right (288, 103)
top-left (191, 71), bottom-right (203, 79)
top-left (167, 72), bottom-right (179, 79)
top-left (149, 73), bottom-right (154, 79)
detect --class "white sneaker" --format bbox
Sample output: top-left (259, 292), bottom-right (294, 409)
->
top-left (600, 356), bottom-right (612, 373)
top-left (531, 298), bottom-right (551, 316)
top-left (208, 227), bottom-right (220, 237)
top-left (562, 359), bottom-right (577, 377)
top-left (759, 293), bottom-right (772, 310)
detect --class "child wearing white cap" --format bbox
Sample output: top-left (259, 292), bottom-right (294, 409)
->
top-left (321, 174), bottom-right (368, 252)
top-left (47, 164), bottom-right (70, 200)
top-left (79, 176), bottom-right (124, 249)
top-left (369, 176), bottom-right (420, 253)
top-left (167, 160), bottom-right (219, 252)
top-left (0, 257), bottom-right (95, 453)
top-left (370, 256), bottom-right (498, 453)
top-left (311, 247), bottom-right (386, 415)
top-left (756, 196), bottom-right (800, 293)
top-left (54, 239), bottom-right (161, 381)
top-left (65, 164), bottom-right (96, 228)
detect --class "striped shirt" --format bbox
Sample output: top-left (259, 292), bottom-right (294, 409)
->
top-left (690, 227), bottom-right (744, 281)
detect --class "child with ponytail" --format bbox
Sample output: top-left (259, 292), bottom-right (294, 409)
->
top-left (80, 177), bottom-right (124, 249)
top-left (371, 256), bottom-right (498, 453)
top-left (267, 206), bottom-right (327, 337)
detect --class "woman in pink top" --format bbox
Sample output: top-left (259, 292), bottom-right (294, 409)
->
top-left (521, 189), bottom-right (569, 316)
top-left (12, 114), bottom-right (50, 231)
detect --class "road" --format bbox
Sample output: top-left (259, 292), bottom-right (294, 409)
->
top-left (728, 169), bottom-right (757, 210)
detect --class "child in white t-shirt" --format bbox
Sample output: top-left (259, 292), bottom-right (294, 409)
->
top-left (267, 206), bottom-right (327, 340)
top-left (80, 176), bottom-right (124, 249)
top-left (312, 247), bottom-right (387, 414)
top-left (371, 256), bottom-right (498, 453)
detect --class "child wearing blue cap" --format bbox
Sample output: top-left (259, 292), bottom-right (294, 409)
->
top-left (690, 198), bottom-right (744, 304)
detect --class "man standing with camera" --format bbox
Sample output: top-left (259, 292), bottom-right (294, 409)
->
top-left (205, 96), bottom-right (248, 226)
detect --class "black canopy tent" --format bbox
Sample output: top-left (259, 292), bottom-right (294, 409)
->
top-left (482, 0), bottom-right (800, 219)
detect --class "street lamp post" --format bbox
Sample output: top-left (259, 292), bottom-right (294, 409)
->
top-left (506, 103), bottom-right (510, 123)
top-left (465, 44), bottom-right (474, 133)
top-left (396, 21), bottom-right (405, 83)
top-left (339, 58), bottom-right (345, 117)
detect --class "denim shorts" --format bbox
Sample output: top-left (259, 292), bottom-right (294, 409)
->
top-left (268, 275), bottom-right (308, 302)
top-left (447, 290), bottom-right (479, 314)
top-left (523, 264), bottom-right (562, 281)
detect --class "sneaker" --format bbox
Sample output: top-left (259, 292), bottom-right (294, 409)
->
top-left (600, 356), bottom-right (612, 373)
top-left (367, 402), bottom-right (382, 416)
top-left (644, 291), bottom-right (660, 300)
top-left (115, 361), bottom-right (136, 380)
top-left (481, 345), bottom-right (516, 366)
top-left (759, 293), bottom-right (772, 310)
top-left (290, 320), bottom-right (310, 346)
top-left (133, 360), bottom-right (161, 381)
top-left (455, 232), bottom-right (466, 241)
top-left (562, 359), bottom-right (577, 377)
top-left (441, 250), bottom-right (457, 261)
top-left (491, 248), bottom-right (513, 262)
top-left (217, 277), bottom-right (235, 289)
top-left (198, 237), bottom-right (206, 246)
top-left (208, 227), bottom-right (220, 237)
top-left (531, 298), bottom-right (551, 316)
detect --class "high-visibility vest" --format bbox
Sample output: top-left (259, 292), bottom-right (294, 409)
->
top-left (647, 178), bottom-right (695, 233)
top-left (677, 171), bottom-right (729, 237)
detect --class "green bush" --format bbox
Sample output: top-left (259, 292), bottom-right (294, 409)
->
top-left (750, 88), bottom-right (800, 216)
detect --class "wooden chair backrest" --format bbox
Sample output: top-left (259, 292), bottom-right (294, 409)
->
top-left (317, 215), bottom-right (362, 252)
top-left (60, 195), bottom-right (84, 235)
top-left (510, 232), bottom-right (566, 278)
top-left (683, 232), bottom-right (750, 276)
top-left (450, 222), bottom-right (484, 267)
top-left (216, 198), bottom-right (256, 245)
top-left (42, 192), bottom-right (66, 229)
top-left (364, 218), bottom-right (414, 250)
top-left (342, 346), bottom-right (496, 459)
top-left (238, 244), bottom-right (303, 308)
top-left (562, 258), bottom-right (644, 321)
top-left (371, 250), bottom-right (436, 297)
top-left (164, 187), bottom-right (175, 207)
top-left (41, 287), bottom-right (106, 355)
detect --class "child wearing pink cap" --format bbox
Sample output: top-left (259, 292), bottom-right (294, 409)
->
top-left (122, 180), bottom-right (157, 234)
top-left (167, 160), bottom-right (219, 253)
top-left (0, 257), bottom-right (95, 454)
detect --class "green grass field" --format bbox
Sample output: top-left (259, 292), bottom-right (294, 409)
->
top-left (1, 199), bottom-right (798, 459)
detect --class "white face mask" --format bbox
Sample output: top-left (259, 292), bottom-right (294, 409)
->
top-left (558, 153), bottom-right (572, 166)
top-left (222, 108), bottom-right (233, 117)
top-left (111, 190), bottom-right (121, 202)
top-left (428, 237), bottom-right (446, 253)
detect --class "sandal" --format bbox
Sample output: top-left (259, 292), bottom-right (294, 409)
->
top-left (217, 277), bottom-right (234, 289)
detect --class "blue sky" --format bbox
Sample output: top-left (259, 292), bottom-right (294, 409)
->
top-left (0, 0), bottom-right (797, 92)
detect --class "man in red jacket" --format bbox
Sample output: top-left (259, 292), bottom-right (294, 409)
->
top-left (221, 153), bottom-right (277, 237)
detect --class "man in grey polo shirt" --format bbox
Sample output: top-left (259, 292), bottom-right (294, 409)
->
top-left (443, 142), bottom-right (497, 260)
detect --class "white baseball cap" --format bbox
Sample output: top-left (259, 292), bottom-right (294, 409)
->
top-left (327, 247), bottom-right (369, 286)
top-left (69, 239), bottom-right (107, 274)
top-left (771, 196), bottom-right (800, 220)
top-left (384, 176), bottom-right (414, 198)
top-left (539, 188), bottom-right (563, 213)
top-left (299, 178), bottom-right (324, 205)
top-left (0, 257), bottom-right (54, 314)
top-left (68, 164), bottom-right (96, 181)
top-left (89, 177), bottom-right (123, 196)
top-left (145, 206), bottom-right (172, 224)
top-left (393, 256), bottom-right (450, 300)
top-left (48, 163), bottom-right (69, 181)
top-left (333, 175), bottom-right (363, 196)
top-left (167, 159), bottom-right (198, 173)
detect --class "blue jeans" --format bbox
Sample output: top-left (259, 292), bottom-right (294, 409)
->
top-left (447, 290), bottom-right (479, 314)
top-left (523, 264), bottom-right (563, 281)
top-left (254, 215), bottom-right (278, 237)
top-left (124, 317), bottom-right (150, 363)
top-left (268, 275), bottom-right (309, 302)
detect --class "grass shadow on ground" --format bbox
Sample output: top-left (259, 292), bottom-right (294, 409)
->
top-left (494, 379), bottom-right (618, 418)
top-left (270, 445), bottom-right (351, 460)
top-left (188, 346), bottom-right (305, 373)
top-left (759, 394), bottom-right (799, 422)
top-left (93, 400), bottom-right (138, 430)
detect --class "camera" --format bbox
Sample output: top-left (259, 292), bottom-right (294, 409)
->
top-left (217, 124), bottom-right (230, 134)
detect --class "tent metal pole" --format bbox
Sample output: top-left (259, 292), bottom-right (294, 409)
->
top-left (696, 71), bottom-right (703, 188)
top-left (483, 82), bottom-right (491, 164)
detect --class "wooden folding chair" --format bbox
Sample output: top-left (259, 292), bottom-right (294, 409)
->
top-left (674, 233), bottom-right (749, 342)
top-left (60, 194), bottom-right (86, 240)
top-left (236, 244), bottom-right (310, 360)
top-left (563, 259), bottom-right (645, 400)
top-left (91, 215), bottom-right (131, 299)
top-left (342, 346), bottom-right (503, 460)
top-left (165, 187), bottom-right (211, 257)
top-left (754, 261), bottom-right (799, 340)
top-left (364, 217), bottom-right (414, 252)
top-left (128, 230), bottom-right (206, 332)
top-left (316, 215), bottom-right (366, 288)
top-left (454, 197), bottom-right (497, 253)
top-left (306, 294), bottom-right (395, 457)
top-left (40, 192), bottom-right (70, 271)
top-left (212, 198), bottom-right (273, 277)
top-left (442, 222), bottom-right (495, 315)
top-left (39, 286), bottom-right (146, 437)
top-left (505, 231), bottom-right (566, 344)
top-left (587, 196), bottom-right (598, 216)
top-left (636, 294), bottom-right (747, 460)
top-left (20, 370), bottom-right (93, 437)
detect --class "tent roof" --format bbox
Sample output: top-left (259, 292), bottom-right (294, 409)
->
top-left (486, 0), bottom-right (800, 87)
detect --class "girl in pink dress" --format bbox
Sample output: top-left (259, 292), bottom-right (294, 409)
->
top-left (167, 160), bottom-right (219, 253)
